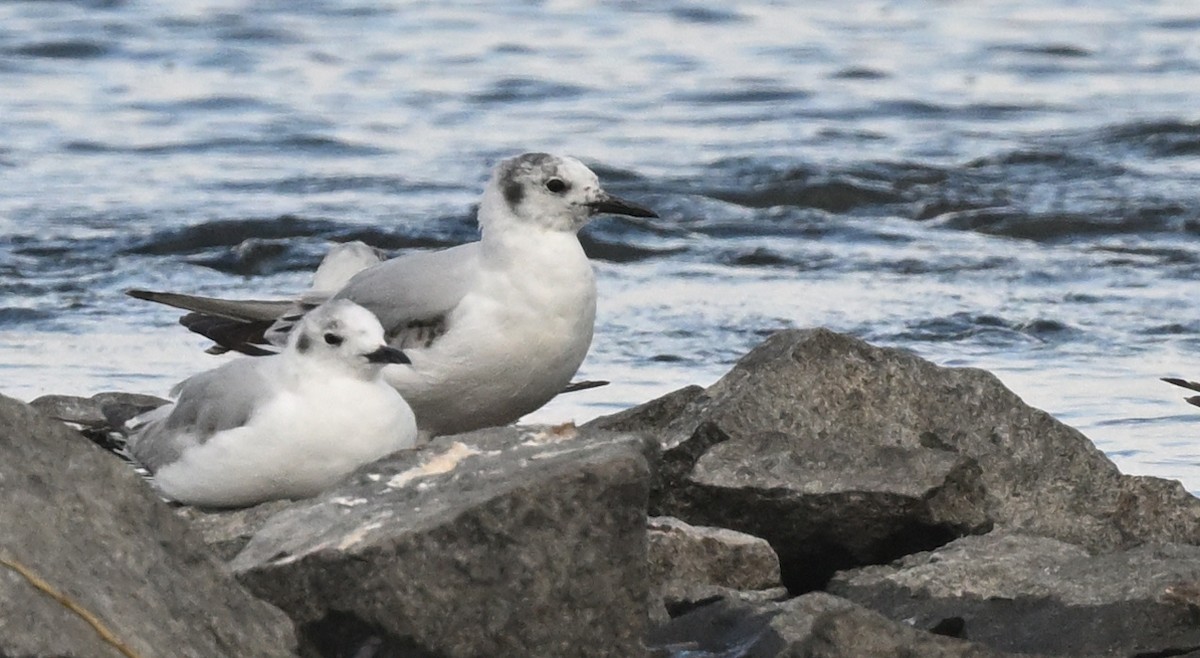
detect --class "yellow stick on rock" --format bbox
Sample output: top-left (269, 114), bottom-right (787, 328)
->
top-left (0, 554), bottom-right (143, 658)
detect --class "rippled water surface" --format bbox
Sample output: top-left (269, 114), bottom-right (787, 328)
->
top-left (4, 1), bottom-right (1200, 488)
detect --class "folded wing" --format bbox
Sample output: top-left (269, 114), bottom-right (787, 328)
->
top-left (129, 358), bottom-right (279, 472)
top-left (328, 242), bottom-right (479, 350)
top-left (128, 241), bottom-right (477, 355)
top-left (1163, 377), bottom-right (1200, 408)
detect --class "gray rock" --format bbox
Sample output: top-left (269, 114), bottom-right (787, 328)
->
top-left (648, 516), bottom-right (783, 619)
top-left (91, 391), bottom-right (171, 426)
top-left (29, 393), bottom-right (109, 426)
top-left (649, 516), bottom-right (781, 591)
top-left (30, 391), bottom-right (168, 428)
top-left (829, 532), bottom-right (1200, 656)
top-left (176, 499), bottom-right (295, 561)
top-left (647, 592), bottom-right (1025, 657)
top-left (588, 329), bottom-right (1200, 590)
top-left (590, 385), bottom-right (705, 440)
top-left (649, 584), bottom-right (791, 628)
top-left (229, 424), bottom-right (652, 658)
top-left (0, 393), bottom-right (298, 658)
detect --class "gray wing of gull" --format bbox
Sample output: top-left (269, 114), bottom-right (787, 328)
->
top-left (1163, 377), bottom-right (1200, 408)
top-left (268, 243), bottom-right (480, 350)
top-left (129, 357), bottom-right (280, 472)
top-left (1163, 377), bottom-right (1200, 394)
top-left (127, 289), bottom-right (293, 322)
top-left (130, 241), bottom-right (385, 350)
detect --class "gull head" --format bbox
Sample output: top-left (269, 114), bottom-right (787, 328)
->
top-left (482, 152), bottom-right (657, 232)
top-left (289, 300), bottom-right (410, 376)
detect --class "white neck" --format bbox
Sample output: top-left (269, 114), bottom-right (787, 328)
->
top-left (480, 220), bottom-right (585, 265)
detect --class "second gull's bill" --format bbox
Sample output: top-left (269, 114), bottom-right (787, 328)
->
top-left (128, 300), bottom-right (417, 508)
top-left (129, 152), bottom-right (658, 437)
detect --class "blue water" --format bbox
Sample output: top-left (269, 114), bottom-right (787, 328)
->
top-left (4, 1), bottom-right (1200, 488)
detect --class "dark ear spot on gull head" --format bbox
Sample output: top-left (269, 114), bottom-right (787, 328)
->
top-left (503, 179), bottom-right (524, 209)
top-left (296, 333), bottom-right (311, 354)
top-left (500, 152), bottom-right (559, 213)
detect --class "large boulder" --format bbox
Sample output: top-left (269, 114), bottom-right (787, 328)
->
top-left (829, 532), bottom-right (1200, 656)
top-left (587, 329), bottom-right (1200, 591)
top-left (227, 425), bottom-right (653, 658)
top-left (647, 592), bottom-right (1023, 657)
top-left (0, 394), bottom-right (298, 658)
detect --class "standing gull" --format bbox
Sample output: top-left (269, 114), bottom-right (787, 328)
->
top-left (129, 300), bottom-right (417, 508)
top-left (129, 152), bottom-right (657, 437)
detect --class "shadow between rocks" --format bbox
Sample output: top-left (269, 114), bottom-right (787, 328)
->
top-left (301, 610), bottom-right (444, 658)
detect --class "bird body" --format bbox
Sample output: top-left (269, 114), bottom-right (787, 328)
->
top-left (386, 227), bottom-right (597, 435)
top-left (130, 300), bottom-right (416, 508)
top-left (129, 153), bottom-right (656, 437)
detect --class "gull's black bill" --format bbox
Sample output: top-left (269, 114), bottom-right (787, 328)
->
top-left (365, 346), bottom-right (411, 365)
top-left (587, 192), bottom-right (658, 218)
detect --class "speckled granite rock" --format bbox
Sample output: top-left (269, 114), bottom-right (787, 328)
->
top-left (829, 532), bottom-right (1200, 656)
top-left (589, 328), bottom-right (1200, 590)
top-left (229, 425), bottom-right (653, 658)
top-left (0, 393), bottom-right (298, 658)
top-left (30, 391), bottom-right (168, 428)
top-left (647, 592), bottom-right (1027, 657)
top-left (647, 516), bottom-right (784, 619)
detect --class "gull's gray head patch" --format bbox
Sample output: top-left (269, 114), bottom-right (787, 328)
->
top-left (498, 152), bottom-right (558, 213)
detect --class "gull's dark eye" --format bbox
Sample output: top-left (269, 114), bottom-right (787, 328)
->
top-left (545, 178), bottom-right (567, 194)
top-left (324, 332), bottom-right (343, 346)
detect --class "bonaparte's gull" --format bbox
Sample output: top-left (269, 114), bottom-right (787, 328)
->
top-left (129, 300), bottom-right (417, 508)
top-left (129, 153), bottom-right (657, 437)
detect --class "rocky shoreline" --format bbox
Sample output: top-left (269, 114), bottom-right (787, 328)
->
top-left (6, 328), bottom-right (1200, 657)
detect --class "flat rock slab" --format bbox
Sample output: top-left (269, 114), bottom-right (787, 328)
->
top-left (0, 394), bottom-right (297, 658)
top-left (648, 592), bottom-right (1024, 657)
top-left (30, 391), bottom-right (169, 428)
top-left (829, 532), bottom-right (1200, 656)
top-left (589, 329), bottom-right (1200, 590)
top-left (177, 499), bottom-right (295, 561)
top-left (229, 425), bottom-right (653, 658)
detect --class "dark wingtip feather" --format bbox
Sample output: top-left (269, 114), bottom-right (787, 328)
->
top-left (127, 288), bottom-right (159, 301)
top-left (180, 312), bottom-right (275, 357)
top-left (1163, 377), bottom-right (1200, 393)
top-left (561, 380), bottom-right (610, 394)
